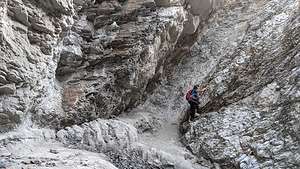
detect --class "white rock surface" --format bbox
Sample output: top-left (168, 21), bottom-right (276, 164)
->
top-left (0, 0), bottom-right (298, 168)
top-left (57, 119), bottom-right (138, 152)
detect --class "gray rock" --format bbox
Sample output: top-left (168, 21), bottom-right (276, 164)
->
top-left (0, 84), bottom-right (16, 95)
top-left (36, 0), bottom-right (218, 129)
top-left (0, 135), bottom-right (119, 169)
top-left (183, 13), bottom-right (200, 35)
top-left (182, 0), bottom-right (300, 168)
top-left (0, 0), bottom-right (74, 134)
top-left (0, 75), bottom-right (8, 84)
top-left (0, 111), bottom-right (21, 133)
top-left (237, 154), bottom-right (259, 169)
top-left (0, 0), bottom-right (298, 168)
top-left (35, 0), bottom-right (74, 15)
top-left (0, 113), bottom-right (10, 124)
top-left (56, 45), bottom-right (83, 75)
top-left (56, 118), bottom-right (204, 169)
top-left (57, 119), bottom-right (138, 152)
top-left (7, 1), bottom-right (30, 26)
top-left (186, 0), bottom-right (213, 17)
top-left (154, 0), bottom-right (181, 7)
top-left (0, 159), bottom-right (7, 169)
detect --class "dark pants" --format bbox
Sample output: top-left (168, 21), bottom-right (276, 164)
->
top-left (188, 101), bottom-right (199, 121)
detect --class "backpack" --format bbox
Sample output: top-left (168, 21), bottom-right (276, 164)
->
top-left (185, 90), bottom-right (193, 101)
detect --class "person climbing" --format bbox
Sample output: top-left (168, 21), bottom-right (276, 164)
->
top-left (185, 85), bottom-right (207, 121)
top-left (186, 85), bottom-right (199, 121)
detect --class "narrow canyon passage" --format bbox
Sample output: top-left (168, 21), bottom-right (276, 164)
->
top-left (120, 0), bottom-right (300, 168)
top-left (0, 0), bottom-right (299, 169)
top-left (118, 1), bottom-right (259, 167)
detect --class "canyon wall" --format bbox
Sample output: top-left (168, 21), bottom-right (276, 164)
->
top-left (0, 0), bottom-right (299, 169)
top-left (0, 0), bottom-right (219, 131)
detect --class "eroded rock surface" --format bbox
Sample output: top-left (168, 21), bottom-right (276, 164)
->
top-left (0, 0), bottom-right (220, 168)
top-left (56, 119), bottom-right (206, 169)
top-left (0, 0), bottom-right (73, 132)
top-left (57, 119), bottom-right (138, 152)
top-left (0, 0), bottom-right (299, 169)
top-left (183, 0), bottom-right (300, 168)
top-left (0, 126), bottom-right (118, 169)
top-left (51, 0), bottom-right (218, 129)
top-left (0, 0), bottom-right (216, 131)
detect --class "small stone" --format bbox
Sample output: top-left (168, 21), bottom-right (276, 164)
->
top-left (30, 160), bottom-right (41, 165)
top-left (49, 149), bottom-right (59, 154)
top-left (45, 162), bottom-right (56, 167)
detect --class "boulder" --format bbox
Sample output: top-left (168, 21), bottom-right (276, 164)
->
top-left (57, 119), bottom-right (138, 152)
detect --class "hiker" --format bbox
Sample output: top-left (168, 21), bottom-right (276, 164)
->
top-left (185, 85), bottom-right (207, 121)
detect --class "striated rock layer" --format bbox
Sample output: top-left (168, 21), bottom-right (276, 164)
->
top-left (0, 0), bottom-right (221, 169)
top-left (51, 0), bottom-right (221, 129)
top-left (0, 0), bottom-right (220, 131)
top-left (183, 0), bottom-right (300, 168)
top-left (0, 0), bottom-right (299, 169)
top-left (0, 0), bottom-right (73, 132)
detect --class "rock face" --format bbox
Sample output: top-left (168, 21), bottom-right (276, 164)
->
top-left (0, 0), bottom-right (217, 131)
top-left (183, 0), bottom-right (300, 168)
top-left (50, 0), bottom-right (218, 129)
top-left (0, 0), bottom-right (299, 169)
top-left (57, 119), bottom-right (138, 152)
top-left (0, 0), bottom-right (73, 132)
